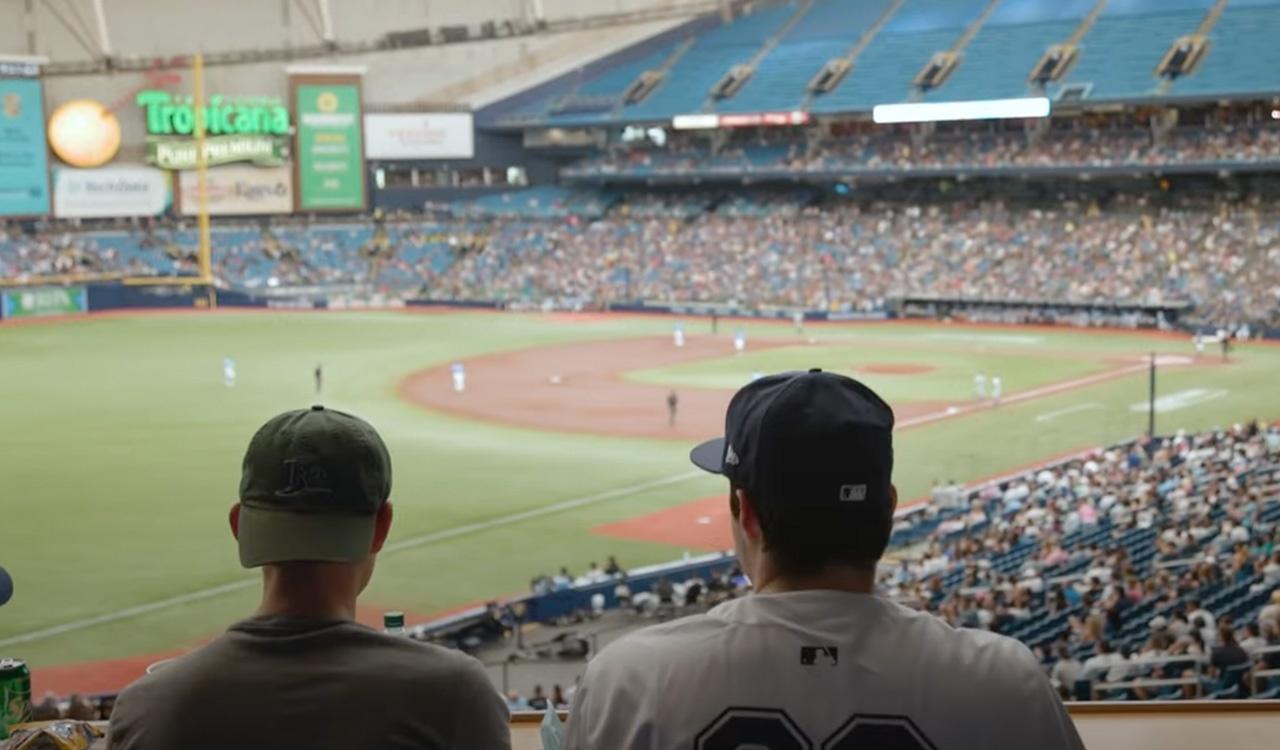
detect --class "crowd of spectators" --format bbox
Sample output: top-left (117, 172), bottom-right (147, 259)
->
top-left (881, 421), bottom-right (1280, 699)
top-left (476, 423), bottom-right (1280, 705)
top-left (6, 183), bottom-right (1280, 330)
top-left (429, 191), bottom-right (1280, 329)
top-left (569, 122), bottom-right (1280, 176)
top-left (503, 423), bottom-right (1280, 703)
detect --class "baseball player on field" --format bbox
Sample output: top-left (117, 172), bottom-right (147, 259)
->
top-left (223, 356), bottom-right (237, 388)
top-left (564, 370), bottom-right (1083, 750)
top-left (450, 361), bottom-right (466, 393)
top-left (673, 321), bottom-right (686, 348)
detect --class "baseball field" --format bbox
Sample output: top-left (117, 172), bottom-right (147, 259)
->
top-left (2, 309), bottom-right (1278, 694)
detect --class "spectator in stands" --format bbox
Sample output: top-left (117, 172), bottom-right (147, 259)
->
top-left (564, 371), bottom-right (1082, 749)
top-left (654, 576), bottom-right (674, 606)
top-left (1081, 641), bottom-right (1125, 682)
top-left (108, 406), bottom-right (510, 750)
top-left (66, 694), bottom-right (96, 721)
top-left (1211, 623), bottom-right (1250, 673)
top-left (1260, 590), bottom-right (1280, 631)
top-left (613, 574), bottom-right (632, 609)
top-left (1239, 623), bottom-right (1267, 657)
top-left (505, 691), bottom-right (529, 712)
top-left (552, 684), bottom-right (569, 710)
top-left (30, 692), bottom-right (60, 721)
top-left (528, 685), bottom-right (549, 711)
top-left (1048, 644), bottom-right (1084, 699)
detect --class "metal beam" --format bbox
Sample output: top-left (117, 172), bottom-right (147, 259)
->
top-left (37, 0), bottom-right (98, 59)
top-left (90, 0), bottom-right (112, 56)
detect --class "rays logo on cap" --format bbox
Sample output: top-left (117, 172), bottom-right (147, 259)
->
top-left (724, 444), bottom-right (740, 466)
top-left (277, 458), bottom-right (333, 497)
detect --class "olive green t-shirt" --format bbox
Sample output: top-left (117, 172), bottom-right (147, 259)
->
top-left (108, 615), bottom-right (510, 750)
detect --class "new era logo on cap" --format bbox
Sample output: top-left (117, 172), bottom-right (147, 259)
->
top-left (688, 369), bottom-right (894, 512)
top-left (840, 484), bottom-right (868, 502)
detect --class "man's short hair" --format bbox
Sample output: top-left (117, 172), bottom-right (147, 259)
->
top-left (731, 480), bottom-right (892, 575)
top-left (694, 370), bottom-right (896, 577)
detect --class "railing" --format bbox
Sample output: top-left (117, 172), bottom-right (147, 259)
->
top-left (508, 701), bottom-right (1280, 750)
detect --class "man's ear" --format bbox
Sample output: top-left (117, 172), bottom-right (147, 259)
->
top-left (889, 484), bottom-right (899, 516)
top-left (229, 503), bottom-right (241, 540)
top-left (371, 502), bottom-right (394, 554)
top-left (736, 488), bottom-right (764, 542)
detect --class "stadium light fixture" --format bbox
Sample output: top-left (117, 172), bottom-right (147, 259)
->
top-left (872, 97), bottom-right (1051, 124)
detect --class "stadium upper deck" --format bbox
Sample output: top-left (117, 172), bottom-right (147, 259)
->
top-left (493, 0), bottom-right (1280, 127)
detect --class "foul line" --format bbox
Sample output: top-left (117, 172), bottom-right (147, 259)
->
top-left (1035, 402), bottom-right (1103, 423)
top-left (898, 361), bottom-right (1153, 430)
top-left (0, 471), bottom-right (705, 649)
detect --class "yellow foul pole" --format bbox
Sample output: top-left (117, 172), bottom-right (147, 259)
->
top-left (192, 53), bottom-right (215, 307)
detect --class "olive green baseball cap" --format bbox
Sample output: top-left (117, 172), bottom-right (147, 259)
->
top-left (237, 405), bottom-right (392, 567)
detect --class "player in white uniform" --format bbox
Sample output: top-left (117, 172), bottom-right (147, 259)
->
top-left (223, 356), bottom-right (236, 388)
top-left (991, 375), bottom-right (1003, 406)
top-left (974, 371), bottom-right (986, 399)
top-left (565, 370), bottom-right (1082, 750)
top-left (673, 321), bottom-right (686, 348)
top-left (450, 361), bottom-right (466, 392)
top-left (733, 328), bottom-right (746, 355)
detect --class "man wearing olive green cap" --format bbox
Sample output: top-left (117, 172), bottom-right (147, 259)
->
top-left (109, 406), bottom-right (510, 750)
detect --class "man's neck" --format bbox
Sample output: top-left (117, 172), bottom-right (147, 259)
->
top-left (753, 565), bottom-right (876, 596)
top-left (254, 564), bottom-right (360, 621)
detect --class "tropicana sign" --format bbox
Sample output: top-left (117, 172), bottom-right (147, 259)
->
top-left (136, 90), bottom-right (291, 170)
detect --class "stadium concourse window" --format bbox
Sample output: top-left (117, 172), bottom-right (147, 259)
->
top-left (375, 165), bottom-right (528, 189)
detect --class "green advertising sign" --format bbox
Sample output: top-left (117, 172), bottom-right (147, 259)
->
top-left (146, 135), bottom-right (288, 170)
top-left (137, 90), bottom-right (291, 170)
top-left (295, 83), bottom-right (365, 211)
top-left (1, 286), bottom-right (87, 319)
top-left (136, 91), bottom-right (290, 136)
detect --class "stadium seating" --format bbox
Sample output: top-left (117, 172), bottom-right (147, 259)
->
top-left (1170, 0), bottom-right (1280, 97)
top-left (717, 0), bottom-right (894, 113)
top-left (623, 2), bottom-right (801, 120)
top-left (497, 0), bottom-right (1280, 125)
top-left (923, 0), bottom-right (1095, 102)
top-left (1050, 0), bottom-right (1213, 100)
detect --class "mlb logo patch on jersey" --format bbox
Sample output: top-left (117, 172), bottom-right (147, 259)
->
top-left (800, 646), bottom-right (838, 666)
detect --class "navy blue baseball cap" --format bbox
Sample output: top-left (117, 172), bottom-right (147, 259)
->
top-left (691, 369), bottom-right (895, 513)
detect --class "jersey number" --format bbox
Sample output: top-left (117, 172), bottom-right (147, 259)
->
top-left (695, 708), bottom-right (936, 750)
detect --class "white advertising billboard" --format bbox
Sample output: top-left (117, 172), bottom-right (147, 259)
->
top-left (178, 165), bottom-right (293, 216)
top-left (52, 166), bottom-right (171, 218)
top-left (363, 113), bottom-right (474, 159)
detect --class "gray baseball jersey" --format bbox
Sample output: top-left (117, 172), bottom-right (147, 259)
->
top-left (565, 590), bottom-right (1083, 750)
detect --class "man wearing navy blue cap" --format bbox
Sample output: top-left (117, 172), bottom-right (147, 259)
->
top-left (565, 370), bottom-right (1083, 750)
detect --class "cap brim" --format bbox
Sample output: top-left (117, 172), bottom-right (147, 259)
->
top-left (237, 504), bottom-right (376, 568)
top-left (690, 437), bottom-right (727, 474)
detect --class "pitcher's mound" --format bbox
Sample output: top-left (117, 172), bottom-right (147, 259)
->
top-left (857, 363), bottom-right (936, 375)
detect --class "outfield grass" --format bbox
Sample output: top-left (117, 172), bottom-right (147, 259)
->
top-left (2, 312), bottom-right (1278, 671)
